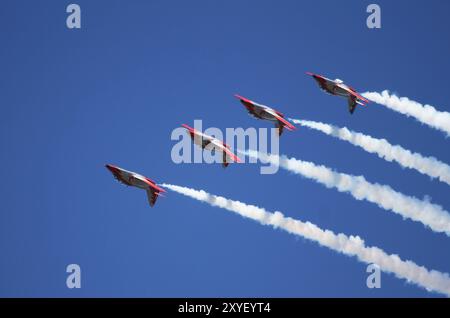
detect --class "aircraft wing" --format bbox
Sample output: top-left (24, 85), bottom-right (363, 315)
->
top-left (201, 134), bottom-right (216, 149)
top-left (144, 180), bottom-right (166, 207)
top-left (346, 89), bottom-right (369, 105)
top-left (235, 94), bottom-right (254, 106)
top-left (234, 94), bottom-right (265, 119)
top-left (182, 124), bottom-right (213, 148)
top-left (194, 134), bottom-right (213, 149)
top-left (222, 149), bottom-right (241, 168)
top-left (306, 72), bottom-right (330, 90)
top-left (142, 177), bottom-right (166, 193)
top-left (222, 146), bottom-right (242, 164)
top-left (273, 113), bottom-right (296, 131)
top-left (209, 140), bottom-right (241, 167)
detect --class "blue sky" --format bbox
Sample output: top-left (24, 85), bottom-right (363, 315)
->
top-left (1, 0), bottom-right (449, 297)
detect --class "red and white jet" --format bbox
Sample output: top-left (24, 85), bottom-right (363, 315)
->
top-left (306, 72), bottom-right (369, 114)
top-left (182, 124), bottom-right (242, 168)
top-left (234, 94), bottom-right (296, 136)
top-left (105, 164), bottom-right (166, 207)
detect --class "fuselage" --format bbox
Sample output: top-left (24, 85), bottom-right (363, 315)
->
top-left (313, 75), bottom-right (354, 98)
top-left (181, 124), bottom-right (241, 165)
top-left (105, 164), bottom-right (161, 191)
top-left (249, 104), bottom-right (280, 122)
top-left (237, 97), bottom-right (280, 123)
top-left (182, 124), bottom-right (227, 150)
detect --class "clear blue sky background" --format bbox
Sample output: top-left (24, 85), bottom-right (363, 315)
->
top-left (1, 0), bottom-right (449, 297)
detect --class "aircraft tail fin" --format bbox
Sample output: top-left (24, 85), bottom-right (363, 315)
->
top-left (222, 151), bottom-right (229, 168)
top-left (348, 96), bottom-right (357, 114)
top-left (276, 122), bottom-right (284, 136)
top-left (146, 189), bottom-right (157, 207)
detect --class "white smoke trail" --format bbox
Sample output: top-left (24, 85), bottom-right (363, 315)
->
top-left (242, 150), bottom-right (450, 237)
top-left (290, 118), bottom-right (450, 186)
top-left (362, 90), bottom-right (450, 136)
top-left (162, 183), bottom-right (450, 297)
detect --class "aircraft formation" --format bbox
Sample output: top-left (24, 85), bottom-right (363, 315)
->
top-left (106, 72), bottom-right (369, 206)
